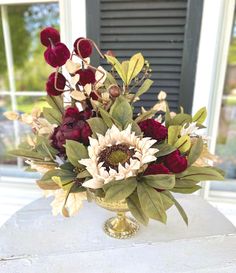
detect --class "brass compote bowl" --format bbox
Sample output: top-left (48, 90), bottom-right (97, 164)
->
top-left (93, 195), bottom-right (139, 239)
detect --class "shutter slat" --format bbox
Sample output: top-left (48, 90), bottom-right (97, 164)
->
top-left (97, 0), bottom-right (188, 111)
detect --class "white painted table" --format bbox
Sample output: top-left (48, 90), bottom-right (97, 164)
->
top-left (0, 195), bottom-right (236, 273)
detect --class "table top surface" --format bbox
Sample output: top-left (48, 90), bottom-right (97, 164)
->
top-left (0, 195), bottom-right (236, 273)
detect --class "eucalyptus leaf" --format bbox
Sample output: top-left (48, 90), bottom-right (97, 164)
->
top-left (9, 149), bottom-right (44, 160)
top-left (36, 179), bottom-right (60, 190)
top-left (142, 175), bottom-right (175, 190)
top-left (188, 137), bottom-right (204, 166)
top-left (137, 183), bottom-right (167, 223)
top-left (160, 192), bottom-right (174, 210)
top-left (99, 107), bottom-right (122, 129)
top-left (127, 191), bottom-right (149, 225)
top-left (104, 177), bottom-right (137, 202)
top-left (65, 140), bottom-right (88, 167)
top-left (175, 179), bottom-right (199, 188)
top-left (87, 117), bottom-right (108, 136)
top-left (77, 170), bottom-right (91, 179)
top-left (193, 107), bottom-right (207, 124)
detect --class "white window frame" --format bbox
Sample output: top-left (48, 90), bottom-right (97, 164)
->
top-left (193, 0), bottom-right (236, 201)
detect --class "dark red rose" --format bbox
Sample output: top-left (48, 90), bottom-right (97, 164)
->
top-left (46, 72), bottom-right (66, 96)
top-left (40, 27), bottom-right (60, 47)
top-left (76, 69), bottom-right (96, 86)
top-left (51, 107), bottom-right (92, 153)
top-left (144, 163), bottom-right (170, 175)
top-left (74, 38), bottom-right (93, 58)
top-left (164, 150), bottom-right (188, 173)
top-left (138, 119), bottom-right (167, 141)
top-left (90, 91), bottom-right (99, 100)
top-left (44, 42), bottom-right (70, 67)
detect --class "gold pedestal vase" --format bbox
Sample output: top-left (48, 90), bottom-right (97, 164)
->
top-left (93, 195), bottom-right (139, 239)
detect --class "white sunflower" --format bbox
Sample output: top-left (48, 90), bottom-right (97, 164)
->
top-left (79, 124), bottom-right (158, 189)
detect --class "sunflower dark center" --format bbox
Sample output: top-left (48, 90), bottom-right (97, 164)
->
top-left (98, 144), bottom-right (135, 171)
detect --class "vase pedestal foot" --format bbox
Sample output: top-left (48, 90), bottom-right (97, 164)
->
top-left (103, 212), bottom-right (139, 239)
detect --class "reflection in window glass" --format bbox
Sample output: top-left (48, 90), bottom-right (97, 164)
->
top-left (213, 9), bottom-right (236, 192)
top-left (0, 95), bottom-right (16, 165)
top-left (8, 3), bottom-right (59, 91)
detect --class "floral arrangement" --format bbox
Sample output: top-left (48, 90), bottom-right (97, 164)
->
top-left (5, 27), bottom-right (224, 226)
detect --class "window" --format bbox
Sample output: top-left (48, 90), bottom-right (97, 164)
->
top-left (0, 1), bottom-right (59, 176)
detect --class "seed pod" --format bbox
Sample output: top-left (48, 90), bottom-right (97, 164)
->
top-left (108, 84), bottom-right (120, 97)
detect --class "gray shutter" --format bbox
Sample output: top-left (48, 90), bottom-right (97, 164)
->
top-left (86, 0), bottom-right (203, 113)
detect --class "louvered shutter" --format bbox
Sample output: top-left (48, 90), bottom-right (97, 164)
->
top-left (86, 0), bottom-right (203, 113)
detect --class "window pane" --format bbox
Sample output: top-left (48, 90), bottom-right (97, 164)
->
top-left (0, 11), bottom-right (9, 92)
top-left (8, 3), bottom-right (60, 92)
top-left (211, 8), bottom-right (236, 195)
top-left (0, 95), bottom-right (16, 165)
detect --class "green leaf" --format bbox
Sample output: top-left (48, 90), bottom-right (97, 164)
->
top-left (188, 137), bottom-right (204, 166)
top-left (125, 120), bottom-right (142, 136)
top-left (76, 170), bottom-right (91, 179)
top-left (155, 143), bottom-right (176, 157)
top-left (127, 191), bottom-right (149, 225)
top-left (193, 107), bottom-right (207, 124)
top-left (163, 191), bottom-right (188, 225)
top-left (109, 96), bottom-right (133, 127)
top-left (171, 185), bottom-right (202, 194)
top-left (104, 72), bottom-right (117, 89)
top-left (121, 60), bottom-right (129, 84)
top-left (99, 107), bottom-right (122, 129)
top-left (87, 117), bottom-right (108, 136)
top-left (175, 179), bottom-right (199, 188)
top-left (174, 135), bottom-right (191, 153)
top-left (172, 113), bottom-right (192, 126)
top-left (168, 125), bottom-right (181, 145)
top-left (104, 177), bottom-right (137, 202)
top-left (135, 79), bottom-right (153, 99)
top-left (36, 179), bottom-right (60, 190)
top-left (65, 140), bottom-right (88, 167)
top-left (60, 162), bottom-right (75, 171)
top-left (105, 55), bottom-right (126, 83)
top-left (137, 183), bottom-right (167, 223)
top-left (46, 95), bottom-right (64, 115)
top-left (43, 107), bottom-right (62, 125)
top-left (127, 52), bottom-right (145, 84)
top-left (135, 109), bottom-right (156, 123)
top-left (9, 149), bottom-right (44, 160)
top-left (142, 175), bottom-right (175, 190)
top-left (176, 166), bottom-right (225, 181)
top-left (160, 192), bottom-right (174, 210)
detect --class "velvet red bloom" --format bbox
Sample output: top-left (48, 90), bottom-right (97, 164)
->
top-left (164, 150), bottom-right (188, 173)
top-left (44, 42), bottom-right (70, 68)
top-left (40, 27), bottom-right (60, 47)
top-left (51, 107), bottom-right (92, 153)
top-left (138, 119), bottom-right (168, 141)
top-left (144, 163), bottom-right (170, 175)
top-left (76, 69), bottom-right (96, 86)
top-left (46, 72), bottom-right (66, 96)
top-left (73, 38), bottom-right (93, 58)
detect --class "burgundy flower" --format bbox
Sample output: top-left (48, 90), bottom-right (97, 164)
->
top-left (44, 42), bottom-right (70, 67)
top-left (40, 27), bottom-right (60, 47)
top-left (50, 107), bottom-right (92, 153)
top-left (73, 37), bottom-right (93, 58)
top-left (46, 72), bottom-right (66, 96)
top-left (144, 163), bottom-right (170, 175)
top-left (76, 69), bottom-right (96, 86)
top-left (139, 119), bottom-right (167, 141)
top-left (164, 150), bottom-right (188, 173)
top-left (90, 91), bottom-right (99, 100)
